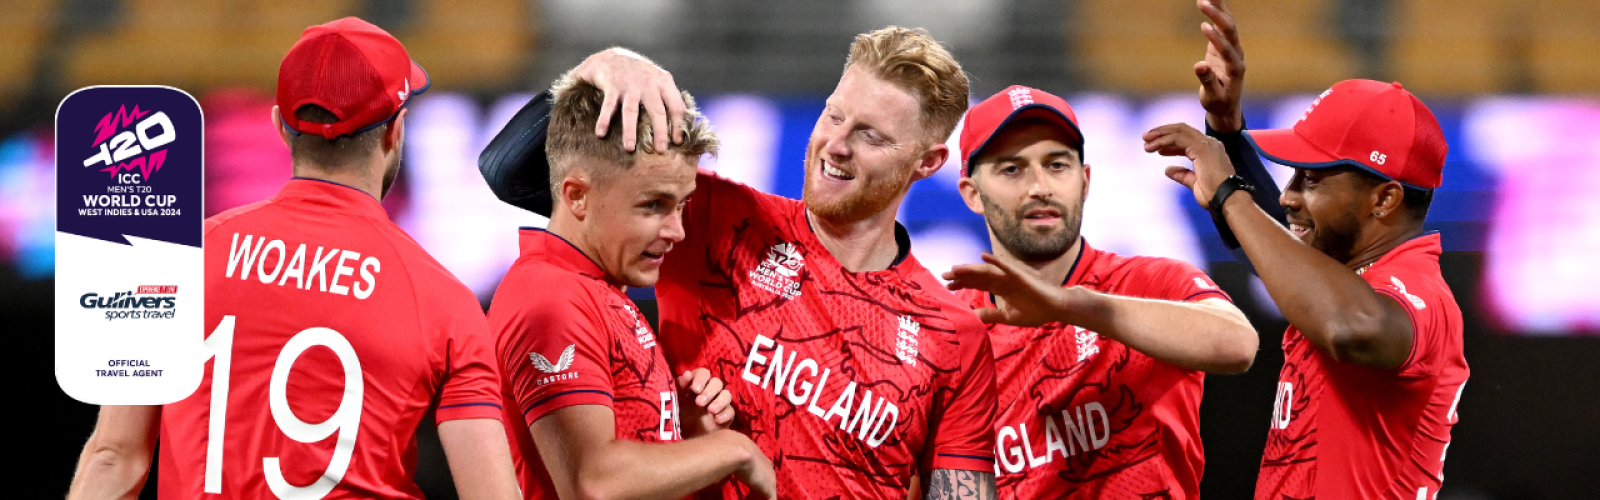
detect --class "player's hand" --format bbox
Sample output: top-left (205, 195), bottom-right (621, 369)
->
top-left (571, 47), bottom-right (687, 153)
top-left (677, 368), bottom-right (735, 435)
top-left (1144, 123), bottom-right (1236, 208)
top-left (944, 253), bottom-right (1078, 327)
top-left (1195, 0), bottom-right (1246, 134)
top-left (729, 435), bottom-right (777, 500)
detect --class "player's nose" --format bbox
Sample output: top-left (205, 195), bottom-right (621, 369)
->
top-left (661, 211), bottom-right (686, 243)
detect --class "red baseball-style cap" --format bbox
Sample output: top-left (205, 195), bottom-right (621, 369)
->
top-left (277, 17), bottom-right (430, 139)
top-left (959, 85), bottom-right (1084, 177)
top-left (1244, 79), bottom-right (1447, 190)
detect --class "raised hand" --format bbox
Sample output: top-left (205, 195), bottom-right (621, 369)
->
top-left (944, 253), bottom-right (1076, 327)
top-left (570, 48), bottom-right (687, 153)
top-left (676, 368), bottom-right (735, 435)
top-left (1195, 0), bottom-right (1246, 133)
top-left (1143, 123), bottom-right (1237, 207)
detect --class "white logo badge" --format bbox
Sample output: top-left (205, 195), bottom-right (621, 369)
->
top-left (751, 242), bottom-right (804, 300)
top-left (622, 304), bottom-right (656, 349)
top-left (530, 345), bottom-right (576, 374)
top-left (1073, 326), bottom-right (1100, 362)
top-left (1389, 276), bottom-right (1427, 310)
top-left (1007, 87), bottom-right (1034, 109)
top-left (895, 316), bottom-right (920, 366)
top-left (1193, 277), bottom-right (1215, 290)
top-left (398, 78), bottom-right (410, 101)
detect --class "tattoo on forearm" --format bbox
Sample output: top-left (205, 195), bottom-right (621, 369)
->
top-left (924, 469), bottom-right (996, 500)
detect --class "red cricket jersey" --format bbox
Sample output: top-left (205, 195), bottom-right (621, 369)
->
top-left (955, 240), bottom-right (1231, 500)
top-left (655, 171), bottom-right (998, 500)
top-left (1256, 233), bottom-right (1469, 499)
top-left (489, 229), bottom-right (682, 500)
top-left (164, 178), bottom-right (505, 499)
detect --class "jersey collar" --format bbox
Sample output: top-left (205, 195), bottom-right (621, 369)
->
top-left (1060, 237), bottom-right (1100, 287)
top-left (1369, 231), bottom-right (1442, 269)
top-left (517, 227), bottom-right (622, 289)
top-left (275, 178), bottom-right (390, 220)
top-left (797, 210), bottom-right (918, 276)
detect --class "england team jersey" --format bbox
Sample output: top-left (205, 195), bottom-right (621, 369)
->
top-left (956, 240), bottom-right (1230, 500)
top-left (163, 179), bottom-right (505, 499)
top-left (656, 171), bottom-right (998, 500)
top-left (1256, 233), bottom-right (1468, 499)
top-left (489, 229), bottom-right (682, 500)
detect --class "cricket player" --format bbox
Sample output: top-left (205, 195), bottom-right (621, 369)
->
top-left (489, 73), bottom-right (776, 500)
top-left (1144, 1), bottom-right (1470, 497)
top-left (66, 18), bottom-right (518, 500)
top-left (940, 86), bottom-right (1257, 499)
top-left (480, 28), bottom-right (999, 500)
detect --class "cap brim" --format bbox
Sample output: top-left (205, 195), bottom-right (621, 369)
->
top-left (1243, 128), bottom-right (1434, 191)
top-left (965, 104), bottom-right (1085, 175)
top-left (409, 61), bottom-right (431, 98)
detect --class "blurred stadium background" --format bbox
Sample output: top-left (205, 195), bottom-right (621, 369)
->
top-left (6, 0), bottom-right (1596, 498)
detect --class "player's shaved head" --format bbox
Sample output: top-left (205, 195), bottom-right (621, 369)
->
top-left (546, 73), bottom-right (718, 195)
top-left (844, 26), bottom-right (970, 144)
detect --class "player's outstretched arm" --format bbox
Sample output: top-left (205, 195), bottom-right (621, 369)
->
top-left (946, 253), bottom-right (1257, 373)
top-left (922, 469), bottom-right (995, 500)
top-left (530, 404), bottom-right (776, 500)
top-left (67, 405), bottom-right (160, 500)
top-left (437, 418), bottom-right (521, 500)
top-left (1147, 123), bottom-right (1415, 370)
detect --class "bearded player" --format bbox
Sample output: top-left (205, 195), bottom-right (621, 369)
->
top-left (67, 18), bottom-right (518, 500)
top-left (480, 28), bottom-right (998, 500)
top-left (490, 73), bottom-right (776, 500)
top-left (1143, 1), bottom-right (1469, 497)
top-left (940, 86), bottom-right (1257, 499)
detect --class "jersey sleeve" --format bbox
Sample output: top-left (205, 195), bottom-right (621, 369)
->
top-left (1131, 257), bottom-right (1233, 304)
top-left (1363, 265), bottom-right (1446, 376)
top-left (434, 305), bottom-right (509, 422)
top-left (497, 290), bottom-right (617, 424)
top-left (924, 315), bottom-right (999, 473)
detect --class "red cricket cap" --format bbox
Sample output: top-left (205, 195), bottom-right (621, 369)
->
top-left (277, 17), bottom-right (429, 140)
top-left (959, 85), bottom-right (1084, 177)
top-left (1244, 79), bottom-right (1447, 190)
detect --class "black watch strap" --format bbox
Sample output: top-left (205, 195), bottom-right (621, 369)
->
top-left (1209, 175), bottom-right (1256, 214)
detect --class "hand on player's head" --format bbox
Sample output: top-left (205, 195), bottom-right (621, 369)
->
top-left (1195, 0), bottom-right (1246, 133)
top-left (677, 369), bottom-right (735, 433)
top-left (573, 48), bottom-right (687, 154)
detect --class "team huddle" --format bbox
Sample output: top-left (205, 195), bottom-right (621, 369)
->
top-left (67, 1), bottom-right (1468, 499)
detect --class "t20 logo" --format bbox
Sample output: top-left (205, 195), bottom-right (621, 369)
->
top-left (82, 105), bottom-right (178, 184)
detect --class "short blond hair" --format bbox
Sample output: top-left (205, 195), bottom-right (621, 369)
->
top-left (844, 26), bottom-right (970, 143)
top-left (545, 72), bottom-right (718, 190)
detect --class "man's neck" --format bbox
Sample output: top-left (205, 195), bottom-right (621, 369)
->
top-left (293, 163), bottom-right (382, 200)
top-left (992, 236), bottom-right (1084, 288)
top-left (807, 208), bottom-right (902, 273)
top-left (1344, 225), bottom-right (1424, 272)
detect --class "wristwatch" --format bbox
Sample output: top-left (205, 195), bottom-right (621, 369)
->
top-left (1209, 175), bottom-right (1256, 214)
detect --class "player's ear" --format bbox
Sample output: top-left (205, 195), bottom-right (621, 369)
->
top-left (957, 174), bottom-right (985, 215)
top-left (382, 108), bottom-right (407, 156)
top-left (1082, 163), bottom-right (1092, 200)
top-left (272, 106), bottom-right (292, 148)
top-left (913, 142), bottom-right (949, 181)
top-left (562, 172), bottom-right (593, 220)
top-left (1372, 180), bottom-right (1404, 221)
